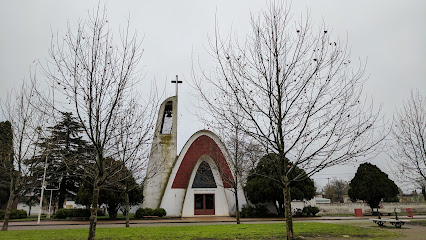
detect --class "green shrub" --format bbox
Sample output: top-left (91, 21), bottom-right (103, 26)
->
top-left (254, 205), bottom-right (269, 217)
top-left (153, 208), bottom-right (167, 217)
top-left (241, 204), bottom-right (269, 218)
top-left (135, 208), bottom-right (166, 218)
top-left (302, 206), bottom-right (320, 216)
top-left (74, 209), bottom-right (90, 217)
top-left (54, 209), bottom-right (69, 219)
top-left (241, 205), bottom-right (255, 218)
top-left (0, 209), bottom-right (27, 219)
top-left (53, 208), bottom-right (90, 219)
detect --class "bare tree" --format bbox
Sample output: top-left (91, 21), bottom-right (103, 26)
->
top-left (194, 2), bottom-right (383, 239)
top-left (391, 90), bottom-right (426, 199)
top-left (44, 5), bottom-right (147, 239)
top-left (322, 178), bottom-right (348, 203)
top-left (113, 92), bottom-right (157, 227)
top-left (193, 86), bottom-right (262, 224)
top-left (194, 59), bottom-right (266, 224)
top-left (209, 128), bottom-right (247, 224)
top-left (1, 80), bottom-right (47, 231)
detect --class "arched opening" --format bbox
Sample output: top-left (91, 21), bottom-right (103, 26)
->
top-left (160, 101), bottom-right (173, 134)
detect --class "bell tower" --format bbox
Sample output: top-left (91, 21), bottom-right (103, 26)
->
top-left (142, 76), bottom-right (181, 209)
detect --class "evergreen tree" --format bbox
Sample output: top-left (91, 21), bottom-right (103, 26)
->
top-left (0, 121), bottom-right (13, 207)
top-left (348, 163), bottom-right (399, 210)
top-left (31, 112), bottom-right (91, 209)
top-left (75, 158), bottom-right (143, 218)
top-left (245, 153), bottom-right (316, 216)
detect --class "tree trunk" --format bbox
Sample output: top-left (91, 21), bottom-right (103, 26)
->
top-left (278, 200), bottom-right (284, 217)
top-left (1, 189), bottom-right (15, 231)
top-left (107, 204), bottom-right (119, 219)
top-left (125, 192), bottom-right (130, 227)
top-left (58, 179), bottom-right (66, 209)
top-left (88, 179), bottom-right (100, 240)
top-left (422, 185), bottom-right (426, 201)
top-left (234, 187), bottom-right (240, 224)
top-left (283, 182), bottom-right (294, 240)
top-left (28, 205), bottom-right (32, 216)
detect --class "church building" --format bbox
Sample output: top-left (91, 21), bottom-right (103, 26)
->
top-left (142, 79), bottom-right (247, 217)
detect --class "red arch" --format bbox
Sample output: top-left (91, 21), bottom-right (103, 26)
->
top-left (172, 135), bottom-right (233, 188)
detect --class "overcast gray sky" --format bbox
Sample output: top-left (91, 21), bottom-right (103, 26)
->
top-left (1, 0), bottom-right (425, 191)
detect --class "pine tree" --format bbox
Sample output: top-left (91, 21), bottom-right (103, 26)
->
top-left (31, 112), bottom-right (91, 209)
top-left (348, 163), bottom-right (399, 210)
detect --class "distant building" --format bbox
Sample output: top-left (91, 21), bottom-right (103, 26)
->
top-left (314, 197), bottom-right (331, 204)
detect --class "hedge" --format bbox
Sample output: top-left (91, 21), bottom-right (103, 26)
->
top-left (0, 209), bottom-right (27, 219)
top-left (53, 209), bottom-right (90, 219)
top-left (241, 204), bottom-right (269, 218)
top-left (135, 208), bottom-right (167, 218)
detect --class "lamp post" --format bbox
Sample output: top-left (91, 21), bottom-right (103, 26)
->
top-left (37, 156), bottom-right (48, 224)
top-left (46, 178), bottom-right (62, 218)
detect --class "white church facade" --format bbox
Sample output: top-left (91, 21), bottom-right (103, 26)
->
top-left (142, 92), bottom-right (247, 217)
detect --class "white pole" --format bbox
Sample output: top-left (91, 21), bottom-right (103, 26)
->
top-left (37, 156), bottom-right (48, 224)
top-left (47, 190), bottom-right (53, 218)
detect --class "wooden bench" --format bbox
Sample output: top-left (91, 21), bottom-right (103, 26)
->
top-left (371, 208), bottom-right (408, 228)
top-left (142, 216), bottom-right (158, 220)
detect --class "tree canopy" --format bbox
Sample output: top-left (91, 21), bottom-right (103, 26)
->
top-left (0, 121), bottom-right (13, 207)
top-left (245, 153), bottom-right (315, 216)
top-left (29, 112), bottom-right (91, 209)
top-left (75, 158), bottom-right (143, 219)
top-left (391, 90), bottom-right (426, 200)
top-left (348, 163), bottom-right (399, 209)
top-left (323, 178), bottom-right (349, 203)
top-left (194, 2), bottom-right (384, 239)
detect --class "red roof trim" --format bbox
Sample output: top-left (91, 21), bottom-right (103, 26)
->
top-left (171, 135), bottom-right (233, 188)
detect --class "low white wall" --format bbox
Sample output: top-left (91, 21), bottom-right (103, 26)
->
top-left (317, 202), bottom-right (426, 215)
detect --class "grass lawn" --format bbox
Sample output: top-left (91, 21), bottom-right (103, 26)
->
top-left (0, 222), bottom-right (400, 240)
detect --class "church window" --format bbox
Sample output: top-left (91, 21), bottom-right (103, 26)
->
top-left (192, 161), bottom-right (217, 188)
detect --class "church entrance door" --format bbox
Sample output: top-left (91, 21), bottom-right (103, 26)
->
top-left (194, 194), bottom-right (215, 215)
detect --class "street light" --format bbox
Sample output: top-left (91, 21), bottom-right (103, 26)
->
top-left (46, 178), bottom-right (62, 218)
top-left (37, 156), bottom-right (48, 224)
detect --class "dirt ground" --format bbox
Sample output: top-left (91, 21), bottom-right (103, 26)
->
top-left (382, 224), bottom-right (426, 240)
top-left (321, 220), bottom-right (426, 240)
